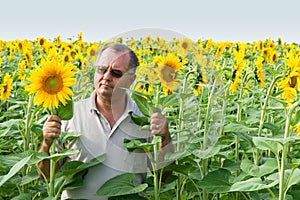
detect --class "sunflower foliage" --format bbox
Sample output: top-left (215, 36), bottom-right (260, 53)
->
top-left (2, 35), bottom-right (300, 200)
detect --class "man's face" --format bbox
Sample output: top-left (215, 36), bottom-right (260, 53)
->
top-left (94, 48), bottom-right (135, 99)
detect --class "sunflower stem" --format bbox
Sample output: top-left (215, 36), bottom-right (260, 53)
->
top-left (49, 138), bottom-right (57, 198)
top-left (279, 101), bottom-right (300, 200)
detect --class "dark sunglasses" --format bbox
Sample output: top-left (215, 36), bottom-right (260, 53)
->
top-left (96, 67), bottom-right (124, 78)
top-left (96, 66), bottom-right (135, 78)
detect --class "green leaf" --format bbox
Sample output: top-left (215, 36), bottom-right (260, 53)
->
top-left (57, 99), bottom-right (73, 120)
top-left (240, 158), bottom-right (277, 177)
top-left (46, 149), bottom-right (79, 163)
top-left (19, 169), bottom-right (40, 186)
top-left (291, 109), bottom-right (300, 126)
top-left (58, 170), bottom-right (87, 191)
top-left (232, 132), bottom-right (254, 147)
top-left (131, 92), bottom-right (151, 117)
top-left (198, 168), bottom-right (232, 193)
top-left (285, 168), bottom-right (300, 192)
top-left (224, 122), bottom-right (258, 133)
top-left (58, 131), bottom-right (80, 145)
top-left (96, 173), bottom-right (148, 197)
top-left (263, 122), bottom-right (282, 135)
top-left (58, 154), bottom-right (106, 177)
top-left (0, 151), bottom-right (33, 167)
top-left (129, 112), bottom-right (149, 126)
top-left (0, 154), bottom-right (32, 187)
top-left (124, 138), bottom-right (152, 153)
top-left (191, 145), bottom-right (221, 159)
top-left (160, 94), bottom-right (179, 108)
top-left (55, 154), bottom-right (106, 192)
top-left (252, 137), bottom-right (283, 156)
top-left (11, 193), bottom-right (31, 200)
top-left (230, 177), bottom-right (278, 192)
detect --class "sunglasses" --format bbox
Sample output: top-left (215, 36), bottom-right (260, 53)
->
top-left (96, 66), bottom-right (135, 78)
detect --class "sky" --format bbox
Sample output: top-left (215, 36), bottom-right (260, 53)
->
top-left (0, 0), bottom-right (299, 43)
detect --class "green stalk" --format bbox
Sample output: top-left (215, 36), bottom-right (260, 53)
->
top-left (201, 77), bottom-right (218, 200)
top-left (24, 95), bottom-right (34, 152)
top-left (153, 136), bottom-right (160, 200)
top-left (278, 101), bottom-right (300, 200)
top-left (48, 107), bottom-right (58, 198)
top-left (255, 75), bottom-right (282, 165)
top-left (176, 74), bottom-right (188, 200)
top-left (20, 95), bottom-right (34, 193)
top-left (49, 138), bottom-right (57, 198)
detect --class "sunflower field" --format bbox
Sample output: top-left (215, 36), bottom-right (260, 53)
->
top-left (1, 32), bottom-right (300, 200)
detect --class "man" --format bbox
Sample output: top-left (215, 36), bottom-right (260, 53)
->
top-left (38, 43), bottom-right (173, 199)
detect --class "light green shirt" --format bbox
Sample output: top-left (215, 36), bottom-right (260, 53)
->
top-left (60, 91), bottom-right (150, 200)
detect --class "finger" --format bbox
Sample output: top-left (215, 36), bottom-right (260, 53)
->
top-left (150, 112), bottom-right (163, 120)
top-left (47, 115), bottom-right (61, 123)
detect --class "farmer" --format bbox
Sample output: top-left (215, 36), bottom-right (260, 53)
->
top-left (38, 43), bottom-right (174, 199)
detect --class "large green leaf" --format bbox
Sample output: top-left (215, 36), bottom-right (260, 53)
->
top-left (224, 122), bottom-right (258, 133)
top-left (263, 122), bottom-right (282, 135)
top-left (198, 168), bottom-right (232, 193)
top-left (131, 92), bottom-right (151, 117)
top-left (230, 177), bottom-right (278, 192)
top-left (160, 93), bottom-right (179, 108)
top-left (291, 109), bottom-right (300, 126)
top-left (252, 137), bottom-right (283, 156)
top-left (191, 145), bottom-right (221, 159)
top-left (58, 154), bottom-right (106, 176)
top-left (129, 112), bottom-right (149, 126)
top-left (240, 158), bottom-right (277, 177)
top-left (124, 138), bottom-right (153, 153)
top-left (57, 99), bottom-right (73, 120)
top-left (19, 169), bottom-right (40, 186)
top-left (46, 149), bottom-right (79, 163)
top-left (58, 131), bottom-right (81, 146)
top-left (285, 168), bottom-right (300, 192)
top-left (0, 154), bottom-right (32, 187)
top-left (11, 193), bottom-right (31, 200)
top-left (55, 154), bottom-right (106, 193)
top-left (96, 173), bottom-right (148, 197)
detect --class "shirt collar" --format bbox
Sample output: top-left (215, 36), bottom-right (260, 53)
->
top-left (89, 90), bottom-right (139, 115)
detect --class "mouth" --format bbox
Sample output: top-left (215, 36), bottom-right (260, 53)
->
top-left (99, 82), bottom-right (112, 89)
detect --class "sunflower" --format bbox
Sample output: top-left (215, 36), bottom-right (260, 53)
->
top-left (25, 59), bottom-right (76, 109)
top-left (180, 38), bottom-right (193, 51)
top-left (135, 81), bottom-right (154, 95)
top-left (157, 53), bottom-right (183, 93)
top-left (296, 124), bottom-right (300, 136)
top-left (255, 56), bottom-right (265, 88)
top-left (87, 43), bottom-right (98, 58)
top-left (278, 77), bottom-right (297, 104)
top-left (38, 37), bottom-right (47, 46)
top-left (0, 73), bottom-right (13, 102)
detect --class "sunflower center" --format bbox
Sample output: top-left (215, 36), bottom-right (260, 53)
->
top-left (90, 49), bottom-right (96, 57)
top-left (182, 42), bottom-right (188, 49)
top-left (3, 84), bottom-right (8, 93)
top-left (43, 75), bottom-right (63, 94)
top-left (161, 66), bottom-right (175, 82)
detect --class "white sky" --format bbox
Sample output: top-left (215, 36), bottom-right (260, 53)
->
top-left (0, 0), bottom-right (299, 43)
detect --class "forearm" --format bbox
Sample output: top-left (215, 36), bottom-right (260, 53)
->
top-left (158, 135), bottom-right (174, 163)
top-left (37, 140), bottom-right (60, 179)
top-left (37, 140), bottom-right (51, 178)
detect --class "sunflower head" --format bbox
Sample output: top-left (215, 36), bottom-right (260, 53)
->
top-left (0, 73), bottom-right (14, 102)
top-left (157, 53), bottom-right (184, 93)
top-left (25, 59), bottom-right (76, 109)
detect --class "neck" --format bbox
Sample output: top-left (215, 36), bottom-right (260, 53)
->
top-left (95, 93), bottom-right (127, 127)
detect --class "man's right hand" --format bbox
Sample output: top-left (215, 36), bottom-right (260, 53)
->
top-left (41, 115), bottom-right (62, 150)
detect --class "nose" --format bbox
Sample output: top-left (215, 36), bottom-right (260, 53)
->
top-left (102, 69), bottom-right (112, 80)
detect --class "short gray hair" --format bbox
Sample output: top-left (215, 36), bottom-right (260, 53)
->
top-left (95, 43), bottom-right (139, 72)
